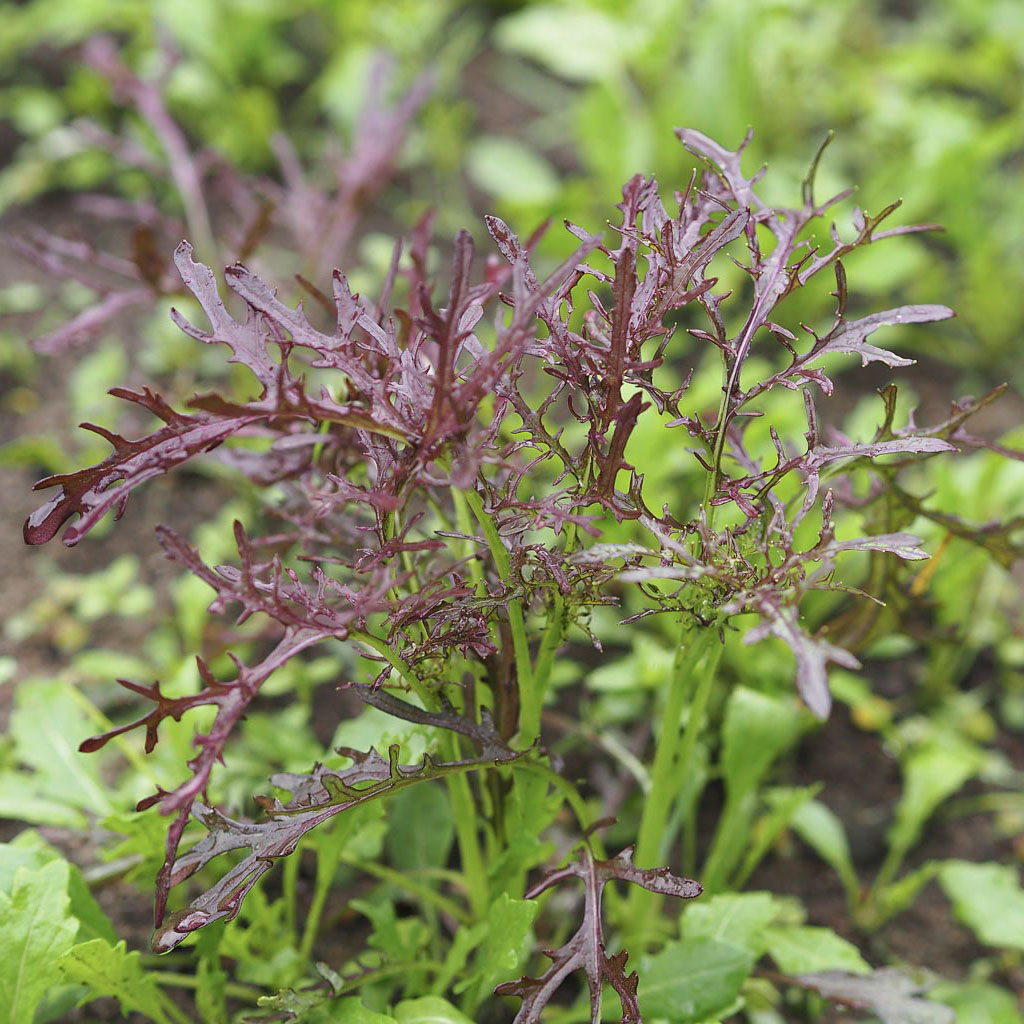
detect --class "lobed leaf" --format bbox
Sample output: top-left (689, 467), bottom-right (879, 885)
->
top-left (154, 736), bottom-right (523, 952)
top-left (495, 846), bottom-right (700, 1023)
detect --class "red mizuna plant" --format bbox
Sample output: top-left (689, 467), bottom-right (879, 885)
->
top-left (26, 129), bottom-right (1007, 1020)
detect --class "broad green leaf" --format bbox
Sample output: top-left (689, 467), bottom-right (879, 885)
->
top-left (6, 681), bottom-right (117, 820)
top-left (639, 936), bottom-right (754, 1022)
top-left (393, 995), bottom-right (475, 1024)
top-left (789, 798), bottom-right (860, 907)
top-left (929, 980), bottom-right (1024, 1024)
top-left (456, 893), bottom-right (538, 1010)
top-left (384, 783), bottom-right (454, 872)
top-left (69, 648), bottom-right (153, 683)
top-left (682, 891), bottom-right (781, 954)
top-left (31, 982), bottom-right (88, 1024)
top-left (465, 137), bottom-right (560, 205)
top-left (0, 832), bottom-right (116, 945)
top-left (720, 688), bottom-right (808, 802)
top-left (0, 774), bottom-right (89, 827)
top-left (588, 633), bottom-right (674, 691)
top-left (887, 742), bottom-right (982, 864)
top-left (0, 860), bottom-right (78, 1024)
top-left (0, 835), bottom-right (53, 892)
top-left (704, 688), bottom-right (808, 889)
top-left (58, 939), bottom-right (177, 1023)
top-left (762, 926), bottom-right (870, 975)
top-left (305, 997), bottom-right (397, 1023)
top-left (493, 6), bottom-right (637, 82)
top-left (938, 860), bottom-right (1024, 951)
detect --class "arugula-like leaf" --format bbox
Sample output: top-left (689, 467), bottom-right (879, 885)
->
top-left (0, 860), bottom-right (78, 1024)
top-left (58, 939), bottom-right (179, 1024)
top-left (938, 860), bottom-right (1024, 951)
top-left (639, 936), bottom-right (752, 1023)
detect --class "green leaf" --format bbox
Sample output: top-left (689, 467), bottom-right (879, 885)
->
top-left (682, 891), bottom-right (781, 954)
top-left (350, 896), bottom-right (430, 966)
top-left (0, 774), bottom-right (89, 827)
top-left (938, 860), bottom-right (1024, 951)
top-left (465, 137), bottom-right (560, 205)
top-left (0, 834), bottom-right (53, 892)
top-left (0, 860), bottom-right (78, 1024)
top-left (0, 832), bottom-right (116, 946)
top-left (429, 920), bottom-right (486, 999)
top-left (703, 688), bottom-right (808, 890)
top-left (735, 785), bottom-right (818, 887)
top-left (789, 798), bottom-right (860, 907)
top-left (493, 6), bottom-right (635, 82)
top-left (99, 808), bottom-right (171, 886)
top-left (929, 980), bottom-right (1024, 1024)
top-left (887, 742), bottom-right (982, 865)
top-left (257, 985), bottom-right (331, 1017)
top-left (57, 939), bottom-right (177, 1024)
top-left (304, 997), bottom-right (398, 1023)
top-left (5, 681), bottom-right (117, 822)
top-left (720, 688), bottom-right (808, 799)
top-left (639, 936), bottom-right (754, 1022)
top-left (196, 956), bottom-right (228, 1024)
top-left (762, 925), bottom-right (870, 975)
top-left (384, 783), bottom-right (454, 872)
top-left (588, 633), bottom-right (674, 691)
top-left (393, 995), bottom-right (475, 1024)
top-left (456, 893), bottom-right (538, 1010)
top-left (867, 861), bottom-right (942, 928)
top-left (488, 769), bottom-right (558, 897)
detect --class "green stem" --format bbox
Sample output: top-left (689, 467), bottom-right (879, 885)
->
top-left (702, 359), bottom-right (734, 531)
top-left (699, 793), bottom-right (752, 893)
top-left (350, 630), bottom-right (434, 710)
top-left (513, 760), bottom-right (607, 862)
top-left (673, 634), bottom-right (721, 862)
top-left (343, 857), bottom-right (471, 924)
top-left (461, 487), bottom-right (539, 745)
top-left (624, 623), bottom-right (719, 944)
top-left (451, 485), bottom-right (486, 597)
top-left (533, 590), bottom-right (566, 700)
top-left (348, 630), bottom-right (490, 920)
top-left (299, 854), bottom-right (334, 962)
top-left (283, 845), bottom-right (300, 946)
top-left (443, 736), bottom-right (490, 920)
top-left (152, 971), bottom-right (261, 1005)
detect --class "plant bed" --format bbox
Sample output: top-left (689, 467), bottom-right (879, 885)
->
top-left (4, 118), bottom-right (1024, 1023)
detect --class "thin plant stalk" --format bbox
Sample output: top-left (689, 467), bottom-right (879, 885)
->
top-left (350, 630), bottom-right (490, 919)
top-left (461, 487), bottom-right (539, 745)
top-left (623, 623), bottom-right (720, 943)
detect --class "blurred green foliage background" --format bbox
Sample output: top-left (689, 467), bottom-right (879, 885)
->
top-left (2, 0), bottom-right (1023, 389)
